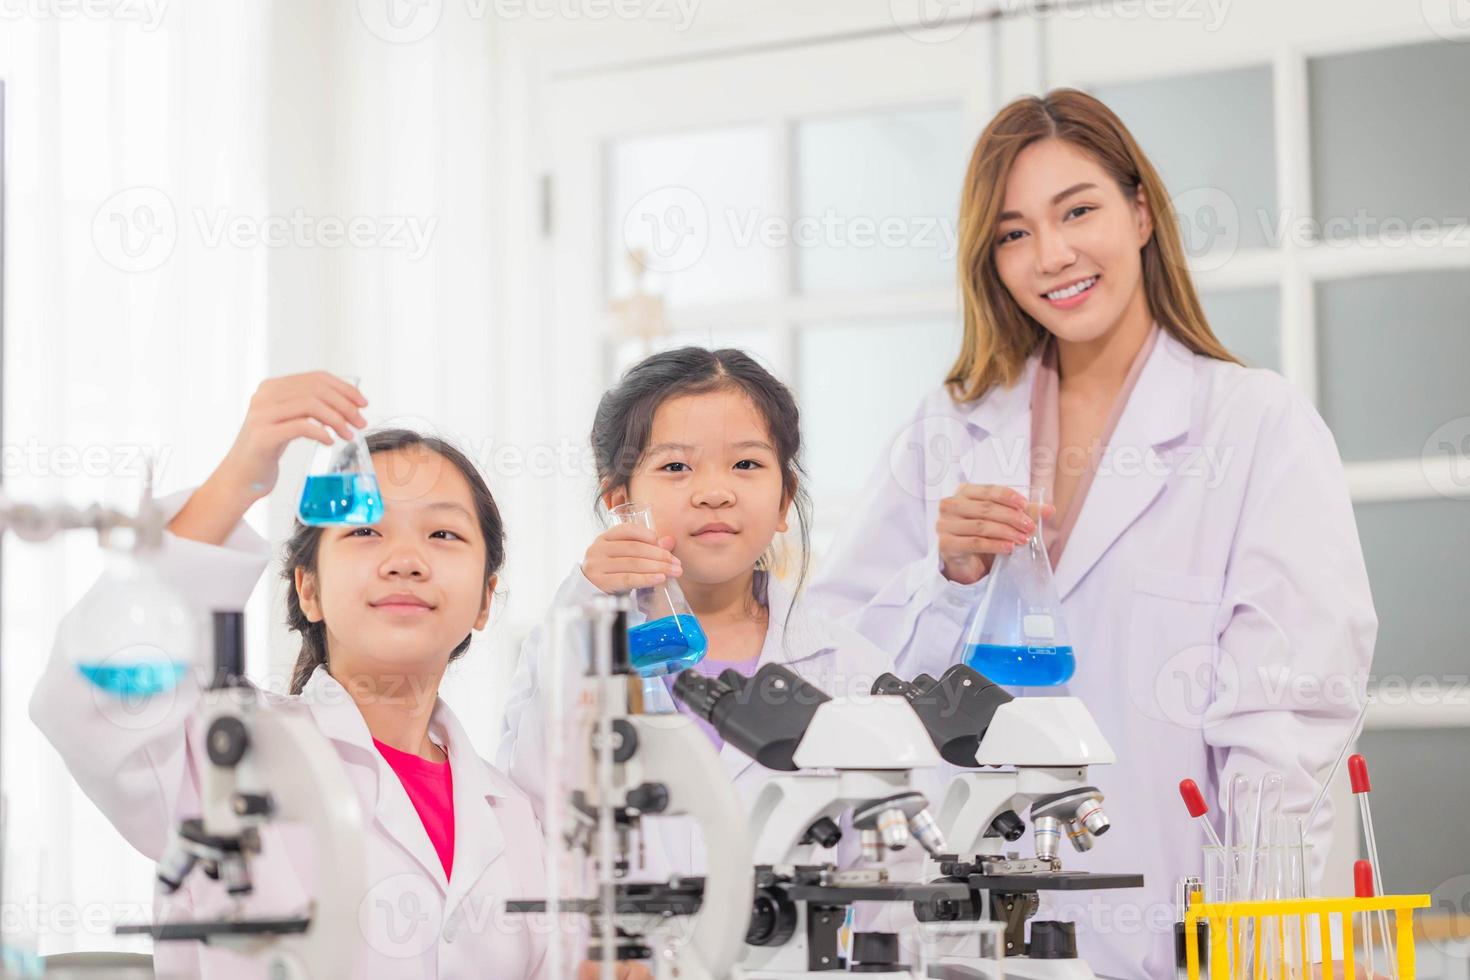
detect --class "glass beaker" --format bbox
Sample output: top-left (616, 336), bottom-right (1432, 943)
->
top-left (60, 547), bottom-right (198, 697)
top-left (957, 485), bottom-right (1075, 686)
top-left (297, 378), bottom-right (384, 526)
top-left (609, 503), bottom-right (708, 677)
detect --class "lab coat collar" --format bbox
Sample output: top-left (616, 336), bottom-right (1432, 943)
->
top-left (957, 349), bottom-right (1042, 441)
top-left (754, 570), bottom-right (837, 669)
top-left (1051, 327), bottom-right (1194, 599)
top-left (298, 665), bottom-right (508, 901)
top-left (948, 326), bottom-right (1194, 600)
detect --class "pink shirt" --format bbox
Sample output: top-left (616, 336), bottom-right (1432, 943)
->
top-left (374, 737), bottom-right (456, 879)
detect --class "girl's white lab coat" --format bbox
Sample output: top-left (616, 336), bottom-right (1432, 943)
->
top-left (811, 330), bottom-right (1377, 980)
top-left (28, 494), bottom-right (552, 979)
top-left (496, 568), bottom-right (900, 879)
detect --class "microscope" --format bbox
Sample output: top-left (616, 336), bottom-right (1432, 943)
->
top-left (507, 596), bottom-right (756, 980)
top-left (672, 663), bottom-right (982, 979)
top-left (874, 665), bottom-right (1144, 980)
top-left (117, 610), bottom-right (368, 979)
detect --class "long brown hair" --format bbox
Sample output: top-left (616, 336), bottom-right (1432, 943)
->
top-left (947, 87), bottom-right (1239, 403)
top-left (283, 429), bottom-right (506, 695)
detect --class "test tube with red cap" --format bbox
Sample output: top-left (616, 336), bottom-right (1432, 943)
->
top-left (1180, 778), bottom-right (1236, 907)
top-left (1355, 860), bottom-right (1380, 978)
top-left (1350, 755), bottom-right (1397, 979)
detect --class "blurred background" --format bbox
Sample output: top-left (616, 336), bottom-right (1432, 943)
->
top-left (0, 0), bottom-right (1467, 968)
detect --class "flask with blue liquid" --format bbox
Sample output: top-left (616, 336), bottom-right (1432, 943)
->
top-left (297, 378), bottom-right (384, 527)
top-left (957, 485), bottom-right (1075, 687)
top-left (62, 495), bottom-right (198, 700)
top-left (609, 502), bottom-right (708, 678)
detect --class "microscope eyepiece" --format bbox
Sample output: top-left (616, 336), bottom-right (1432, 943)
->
top-left (670, 663), bottom-right (830, 771)
top-left (874, 664), bottom-right (1013, 768)
top-left (671, 670), bottom-right (731, 723)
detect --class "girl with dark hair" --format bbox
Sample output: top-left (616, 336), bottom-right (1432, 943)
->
top-left (31, 373), bottom-right (559, 977)
top-left (497, 346), bottom-right (895, 877)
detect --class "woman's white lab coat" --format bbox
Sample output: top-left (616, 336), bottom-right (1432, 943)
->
top-left (810, 330), bottom-right (1377, 980)
top-left (28, 494), bottom-right (552, 979)
top-left (496, 567), bottom-right (900, 879)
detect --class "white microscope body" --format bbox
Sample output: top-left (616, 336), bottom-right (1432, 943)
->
top-left (879, 665), bottom-right (1144, 980)
top-left (120, 611), bottom-right (368, 980)
top-left (672, 664), bottom-right (975, 980)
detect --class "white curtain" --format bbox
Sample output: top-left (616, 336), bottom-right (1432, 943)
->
top-left (0, 0), bottom-right (507, 960)
top-left (0, 2), bottom-right (270, 960)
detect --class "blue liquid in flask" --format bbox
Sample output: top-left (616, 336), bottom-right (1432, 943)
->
top-left (298, 474), bottom-right (385, 526)
top-left (628, 615), bottom-right (708, 677)
top-left (963, 643), bottom-right (1075, 687)
top-left (77, 660), bottom-right (188, 697)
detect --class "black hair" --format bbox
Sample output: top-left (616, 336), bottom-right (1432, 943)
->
top-left (590, 346), bottom-right (812, 609)
top-left (283, 428), bottom-right (506, 695)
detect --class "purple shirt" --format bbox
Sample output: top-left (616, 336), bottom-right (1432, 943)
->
top-left (663, 653), bottom-right (762, 752)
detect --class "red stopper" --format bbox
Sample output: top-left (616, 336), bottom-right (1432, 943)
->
top-left (1354, 859), bottom-right (1375, 898)
top-left (1179, 778), bottom-right (1208, 818)
top-left (1348, 754), bottom-right (1371, 795)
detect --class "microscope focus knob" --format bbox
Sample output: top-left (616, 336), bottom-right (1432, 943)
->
top-left (206, 716), bottom-right (249, 767)
top-left (624, 782), bottom-right (669, 815)
top-left (989, 809), bottom-right (1026, 842)
top-left (1028, 920), bottom-right (1078, 959)
top-left (851, 932), bottom-right (902, 970)
top-left (801, 816), bottom-right (843, 849)
top-left (746, 886), bottom-right (797, 946)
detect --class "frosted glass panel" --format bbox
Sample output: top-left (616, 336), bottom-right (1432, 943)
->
top-left (607, 126), bottom-right (781, 308)
top-left (794, 104), bottom-right (965, 294)
top-left (1357, 729), bottom-right (1470, 897)
top-left (1353, 497), bottom-right (1470, 682)
top-left (798, 317), bottom-right (960, 502)
top-left (1317, 270), bottom-right (1470, 462)
top-left (1093, 67), bottom-right (1277, 252)
top-left (1310, 41), bottom-right (1470, 240)
top-left (1200, 287), bottom-right (1279, 372)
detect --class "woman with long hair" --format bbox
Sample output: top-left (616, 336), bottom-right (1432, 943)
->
top-left (813, 89), bottom-right (1375, 978)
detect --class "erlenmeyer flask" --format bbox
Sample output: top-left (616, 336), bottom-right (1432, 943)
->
top-left (609, 503), bottom-right (708, 677)
top-left (297, 380), bottom-right (384, 526)
top-left (956, 485), bottom-right (1075, 686)
top-left (61, 547), bottom-right (197, 697)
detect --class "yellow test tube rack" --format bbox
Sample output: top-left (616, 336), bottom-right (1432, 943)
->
top-left (1184, 893), bottom-right (1431, 979)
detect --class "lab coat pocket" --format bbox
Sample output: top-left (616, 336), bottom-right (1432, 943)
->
top-left (1126, 567), bottom-right (1225, 733)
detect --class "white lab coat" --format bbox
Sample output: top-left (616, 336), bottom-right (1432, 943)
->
top-left (811, 330), bottom-right (1377, 979)
top-left (496, 567), bottom-right (900, 880)
top-left (28, 493), bottom-right (552, 979)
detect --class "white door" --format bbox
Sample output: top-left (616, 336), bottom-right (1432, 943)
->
top-left (535, 24), bottom-right (997, 567)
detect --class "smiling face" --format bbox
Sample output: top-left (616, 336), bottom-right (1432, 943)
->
top-left (606, 387), bottom-right (791, 589)
top-left (991, 137), bottom-right (1154, 345)
top-left (295, 446), bottom-right (494, 682)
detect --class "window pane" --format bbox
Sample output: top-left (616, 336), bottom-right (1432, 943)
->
top-left (794, 104), bottom-right (965, 294)
top-left (1310, 41), bottom-right (1470, 240)
top-left (1092, 67), bottom-right (1277, 252)
top-left (1317, 270), bottom-right (1470, 462)
top-left (1200, 287), bottom-right (1280, 372)
top-left (1354, 496), bottom-right (1470, 682)
top-left (607, 126), bottom-right (781, 308)
top-left (797, 317), bottom-right (959, 502)
top-left (1356, 729), bottom-right (1470, 897)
